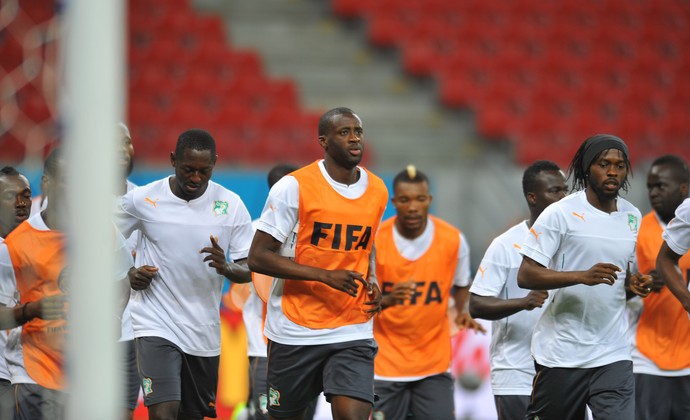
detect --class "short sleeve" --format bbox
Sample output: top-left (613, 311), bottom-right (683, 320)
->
top-left (663, 199), bottom-right (690, 256)
top-left (520, 204), bottom-right (564, 267)
top-left (226, 199), bottom-right (254, 262)
top-left (453, 232), bottom-right (471, 287)
top-left (256, 176), bottom-right (299, 244)
top-left (114, 191), bottom-right (142, 239)
top-left (0, 244), bottom-right (17, 306)
top-left (470, 238), bottom-right (511, 297)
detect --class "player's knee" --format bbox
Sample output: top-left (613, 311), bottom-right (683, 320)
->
top-left (330, 395), bottom-right (372, 420)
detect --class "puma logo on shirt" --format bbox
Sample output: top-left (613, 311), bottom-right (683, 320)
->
top-left (145, 197), bottom-right (159, 208)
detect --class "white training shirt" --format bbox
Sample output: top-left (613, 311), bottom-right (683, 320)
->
top-left (257, 160), bottom-right (376, 345)
top-left (663, 198), bottom-right (690, 256)
top-left (0, 237), bottom-right (12, 381)
top-left (118, 180), bottom-right (140, 343)
top-left (243, 220), bottom-right (267, 358)
top-left (470, 221), bottom-right (543, 395)
top-left (520, 190), bottom-right (640, 368)
top-left (115, 178), bottom-right (254, 356)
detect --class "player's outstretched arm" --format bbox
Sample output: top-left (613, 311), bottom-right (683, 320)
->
top-left (0, 295), bottom-right (67, 330)
top-left (470, 290), bottom-right (548, 320)
top-left (518, 257), bottom-right (620, 289)
top-left (454, 286), bottom-right (487, 334)
top-left (248, 230), bottom-right (367, 296)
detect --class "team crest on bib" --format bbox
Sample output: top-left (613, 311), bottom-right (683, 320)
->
top-left (142, 377), bottom-right (153, 396)
top-left (627, 214), bottom-right (638, 233)
top-left (269, 387), bottom-right (281, 406)
top-left (213, 200), bottom-right (229, 215)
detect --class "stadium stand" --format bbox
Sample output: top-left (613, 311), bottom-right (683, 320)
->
top-left (332, 0), bottom-right (690, 165)
top-left (1, 0), bottom-right (324, 166)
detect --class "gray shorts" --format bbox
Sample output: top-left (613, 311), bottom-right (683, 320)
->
top-left (121, 339), bottom-right (141, 411)
top-left (0, 379), bottom-right (14, 419)
top-left (526, 360), bottom-right (634, 420)
top-left (635, 373), bottom-right (690, 420)
top-left (373, 373), bottom-right (454, 420)
top-left (494, 395), bottom-right (530, 420)
top-left (266, 338), bottom-right (377, 418)
top-left (248, 356), bottom-right (269, 420)
top-left (135, 336), bottom-right (219, 418)
top-left (15, 383), bottom-right (66, 420)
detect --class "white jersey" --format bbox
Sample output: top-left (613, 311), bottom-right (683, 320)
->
top-left (663, 198), bottom-right (690, 256)
top-left (392, 219), bottom-right (471, 287)
top-left (520, 190), bottom-right (640, 368)
top-left (115, 178), bottom-right (254, 356)
top-left (244, 220), bottom-right (267, 358)
top-left (118, 180), bottom-right (139, 342)
top-left (0, 237), bottom-right (12, 381)
top-left (257, 160), bottom-right (375, 345)
top-left (470, 221), bottom-right (542, 395)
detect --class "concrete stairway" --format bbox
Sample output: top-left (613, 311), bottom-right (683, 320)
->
top-left (194, 0), bottom-right (485, 172)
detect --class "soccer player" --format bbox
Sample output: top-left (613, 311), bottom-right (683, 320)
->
top-left (0, 166), bottom-right (32, 419)
top-left (657, 196), bottom-right (690, 321)
top-left (115, 129), bottom-right (254, 420)
top-left (117, 122), bottom-right (142, 420)
top-left (517, 134), bottom-right (652, 419)
top-left (629, 155), bottom-right (690, 420)
top-left (469, 160), bottom-right (568, 419)
top-left (248, 107), bottom-right (387, 420)
top-left (0, 149), bottom-right (70, 419)
top-left (241, 163), bottom-right (301, 420)
top-left (371, 165), bottom-right (482, 420)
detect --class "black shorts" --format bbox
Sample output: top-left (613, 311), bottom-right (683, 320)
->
top-left (248, 356), bottom-right (269, 419)
top-left (266, 338), bottom-right (377, 418)
top-left (14, 383), bottom-right (66, 420)
top-left (121, 339), bottom-right (141, 410)
top-left (373, 373), bottom-right (455, 420)
top-left (635, 373), bottom-right (690, 420)
top-left (527, 360), bottom-right (634, 420)
top-left (0, 379), bottom-right (14, 419)
top-left (494, 394), bottom-right (530, 420)
top-left (135, 336), bottom-right (219, 418)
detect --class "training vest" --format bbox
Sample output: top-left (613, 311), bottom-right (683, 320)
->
top-left (5, 220), bottom-right (66, 390)
top-left (636, 211), bottom-right (690, 370)
top-left (281, 162), bottom-right (388, 329)
top-left (374, 216), bottom-right (460, 378)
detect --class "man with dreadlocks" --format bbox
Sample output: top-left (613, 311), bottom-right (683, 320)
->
top-left (371, 165), bottom-right (483, 420)
top-left (516, 134), bottom-right (653, 419)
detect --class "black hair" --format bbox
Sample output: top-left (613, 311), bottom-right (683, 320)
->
top-left (318, 107), bottom-right (357, 136)
top-left (393, 165), bottom-right (429, 190)
top-left (651, 154), bottom-right (689, 184)
top-left (0, 166), bottom-right (20, 177)
top-left (175, 129), bottom-right (216, 160)
top-left (43, 147), bottom-right (63, 178)
top-left (522, 160), bottom-right (561, 197)
top-left (267, 163), bottom-right (298, 188)
top-left (567, 135), bottom-right (632, 193)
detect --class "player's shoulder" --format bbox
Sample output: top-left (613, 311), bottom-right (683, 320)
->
top-left (207, 180), bottom-right (244, 203)
top-left (617, 196), bottom-right (641, 217)
top-left (430, 215), bottom-right (460, 234)
top-left (492, 221), bottom-right (528, 249)
top-left (674, 198), bottom-right (690, 221)
top-left (128, 177), bottom-right (166, 197)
